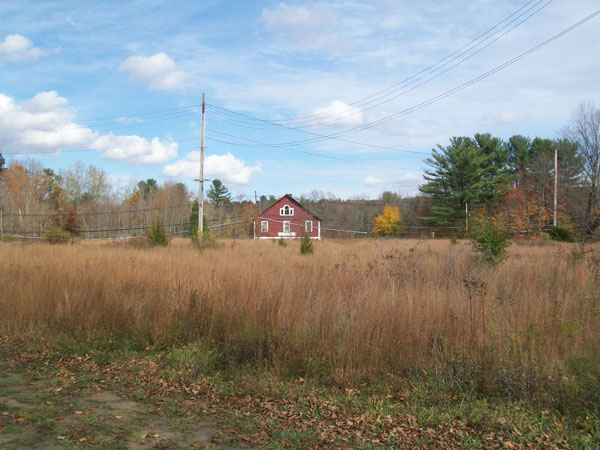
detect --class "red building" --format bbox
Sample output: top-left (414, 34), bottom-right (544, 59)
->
top-left (254, 194), bottom-right (321, 240)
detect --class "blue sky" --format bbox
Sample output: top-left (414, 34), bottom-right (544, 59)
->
top-left (1, 0), bottom-right (598, 200)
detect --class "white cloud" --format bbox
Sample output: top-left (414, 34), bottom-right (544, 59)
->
top-left (0, 34), bottom-right (45, 62)
top-left (482, 111), bottom-right (527, 127)
top-left (162, 151), bottom-right (261, 185)
top-left (260, 3), bottom-right (354, 52)
top-left (313, 100), bottom-right (363, 126)
top-left (119, 53), bottom-right (187, 90)
top-left (363, 175), bottom-right (383, 186)
top-left (0, 91), bottom-right (177, 165)
top-left (0, 91), bottom-right (94, 151)
top-left (23, 91), bottom-right (68, 112)
top-left (392, 173), bottom-right (424, 194)
top-left (91, 133), bottom-right (177, 165)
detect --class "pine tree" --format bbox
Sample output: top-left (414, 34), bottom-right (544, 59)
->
top-left (419, 134), bottom-right (510, 226)
top-left (207, 179), bottom-right (231, 207)
top-left (189, 199), bottom-right (199, 242)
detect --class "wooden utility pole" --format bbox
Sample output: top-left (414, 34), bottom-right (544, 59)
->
top-left (553, 146), bottom-right (558, 227)
top-left (199, 93), bottom-right (206, 235)
top-left (465, 202), bottom-right (469, 234)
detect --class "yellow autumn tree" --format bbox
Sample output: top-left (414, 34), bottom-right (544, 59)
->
top-left (372, 205), bottom-right (402, 236)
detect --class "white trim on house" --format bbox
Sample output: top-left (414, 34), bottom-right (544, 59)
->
top-left (261, 220), bottom-right (268, 232)
top-left (283, 220), bottom-right (291, 232)
top-left (277, 232), bottom-right (296, 237)
top-left (280, 205), bottom-right (294, 216)
top-left (257, 236), bottom-right (320, 240)
top-left (305, 220), bottom-right (312, 233)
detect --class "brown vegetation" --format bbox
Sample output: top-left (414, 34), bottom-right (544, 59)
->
top-left (1, 239), bottom-right (599, 393)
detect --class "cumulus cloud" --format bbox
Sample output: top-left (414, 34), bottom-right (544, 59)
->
top-left (313, 100), bottom-right (363, 126)
top-left (90, 133), bottom-right (177, 165)
top-left (23, 91), bottom-right (68, 112)
top-left (0, 91), bottom-right (178, 165)
top-left (0, 34), bottom-right (45, 62)
top-left (119, 53), bottom-right (187, 90)
top-left (0, 91), bottom-right (94, 151)
top-left (260, 3), bottom-right (354, 52)
top-left (162, 151), bottom-right (261, 185)
top-left (363, 175), bottom-right (384, 186)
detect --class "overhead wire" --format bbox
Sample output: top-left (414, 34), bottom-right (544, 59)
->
top-left (208, 0), bottom-right (548, 128)
top-left (205, 135), bottom-right (423, 172)
top-left (205, 8), bottom-right (600, 150)
top-left (274, 0), bottom-right (555, 128)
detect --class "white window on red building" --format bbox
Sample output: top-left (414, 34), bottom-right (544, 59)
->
top-left (261, 220), bottom-right (268, 232)
top-left (283, 221), bottom-right (291, 232)
top-left (280, 205), bottom-right (294, 216)
top-left (305, 220), bottom-right (312, 233)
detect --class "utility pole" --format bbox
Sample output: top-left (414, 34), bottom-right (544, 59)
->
top-left (465, 202), bottom-right (469, 234)
top-left (198, 93), bottom-right (206, 235)
top-left (553, 146), bottom-right (558, 227)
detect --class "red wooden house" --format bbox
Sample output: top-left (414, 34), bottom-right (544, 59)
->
top-left (254, 194), bottom-right (321, 240)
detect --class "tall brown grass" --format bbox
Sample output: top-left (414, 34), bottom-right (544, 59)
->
top-left (1, 238), bottom-right (599, 396)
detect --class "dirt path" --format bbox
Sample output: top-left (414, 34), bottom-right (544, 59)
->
top-left (0, 357), bottom-right (244, 450)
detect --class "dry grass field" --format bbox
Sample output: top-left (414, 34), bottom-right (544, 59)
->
top-left (1, 237), bottom-right (600, 447)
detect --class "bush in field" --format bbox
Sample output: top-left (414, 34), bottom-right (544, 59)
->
top-left (278, 238), bottom-right (287, 247)
top-left (300, 234), bottom-right (314, 254)
top-left (63, 205), bottom-right (81, 235)
top-left (538, 231), bottom-right (552, 242)
top-left (44, 227), bottom-right (73, 244)
top-left (195, 232), bottom-right (219, 251)
top-left (549, 226), bottom-right (575, 242)
top-left (471, 218), bottom-right (510, 264)
top-left (1, 233), bottom-right (16, 242)
top-left (147, 216), bottom-right (169, 246)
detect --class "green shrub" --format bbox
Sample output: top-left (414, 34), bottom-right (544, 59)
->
top-left (278, 238), bottom-right (287, 247)
top-left (538, 231), bottom-right (551, 241)
top-left (195, 232), bottom-right (219, 251)
top-left (549, 226), bottom-right (575, 242)
top-left (300, 234), bottom-right (314, 254)
top-left (450, 235), bottom-right (459, 245)
top-left (147, 217), bottom-right (169, 246)
top-left (1, 233), bottom-right (16, 242)
top-left (471, 219), bottom-right (510, 265)
top-left (44, 227), bottom-right (73, 244)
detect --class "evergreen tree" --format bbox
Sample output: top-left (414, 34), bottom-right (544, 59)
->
top-left (207, 179), bottom-right (231, 207)
top-left (137, 178), bottom-right (158, 200)
top-left (419, 134), bottom-right (511, 226)
top-left (0, 153), bottom-right (5, 173)
top-left (189, 199), bottom-right (199, 242)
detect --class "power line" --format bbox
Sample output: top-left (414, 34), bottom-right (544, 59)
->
top-left (205, 135), bottom-right (423, 172)
top-left (2, 136), bottom-right (200, 155)
top-left (207, 0), bottom-right (549, 128)
top-left (205, 8), bottom-right (600, 149)
top-left (274, 0), bottom-right (554, 128)
top-left (0, 105), bottom-right (201, 130)
top-left (206, 128), bottom-right (427, 155)
top-left (0, 110), bottom-right (198, 142)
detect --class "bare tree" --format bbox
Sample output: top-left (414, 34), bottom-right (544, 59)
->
top-left (563, 101), bottom-right (600, 236)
